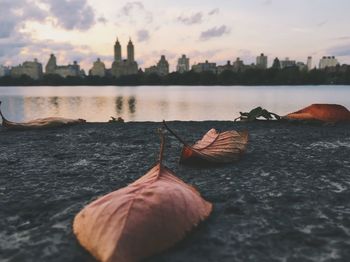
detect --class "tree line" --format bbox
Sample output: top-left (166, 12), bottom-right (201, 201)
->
top-left (1, 66), bottom-right (350, 86)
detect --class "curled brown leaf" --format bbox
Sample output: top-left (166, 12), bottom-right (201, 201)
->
top-left (284, 104), bottom-right (350, 123)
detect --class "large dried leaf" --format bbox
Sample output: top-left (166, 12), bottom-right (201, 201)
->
top-left (163, 121), bottom-right (248, 164)
top-left (284, 104), bottom-right (350, 123)
top-left (73, 164), bottom-right (212, 262)
top-left (0, 101), bottom-right (86, 130)
top-left (180, 129), bottom-right (248, 164)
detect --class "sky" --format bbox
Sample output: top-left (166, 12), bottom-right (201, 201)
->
top-left (1, 0), bottom-right (350, 72)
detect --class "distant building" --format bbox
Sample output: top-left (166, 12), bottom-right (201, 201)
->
top-left (144, 66), bottom-right (158, 75)
top-left (45, 54), bottom-right (83, 78)
top-left (217, 61), bottom-right (234, 74)
top-left (176, 55), bottom-right (190, 73)
top-left (256, 53), bottom-right (268, 69)
top-left (280, 57), bottom-right (296, 69)
top-left (111, 38), bottom-right (138, 78)
top-left (307, 56), bottom-right (313, 71)
top-left (156, 55), bottom-right (169, 76)
top-left (11, 59), bottom-right (43, 80)
top-left (89, 58), bottom-right (106, 77)
top-left (339, 64), bottom-right (350, 73)
top-left (296, 62), bottom-right (307, 71)
top-left (319, 56), bottom-right (339, 69)
top-left (192, 60), bottom-right (217, 73)
top-left (145, 55), bottom-right (170, 76)
top-left (233, 58), bottom-right (245, 72)
top-left (0, 65), bottom-right (10, 77)
top-left (272, 57), bottom-right (281, 69)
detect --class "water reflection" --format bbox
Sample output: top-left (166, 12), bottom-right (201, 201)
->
top-left (116, 96), bottom-right (123, 114)
top-left (0, 85), bottom-right (349, 122)
top-left (128, 97), bottom-right (136, 114)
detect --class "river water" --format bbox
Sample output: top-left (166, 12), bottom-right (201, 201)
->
top-left (0, 85), bottom-right (349, 122)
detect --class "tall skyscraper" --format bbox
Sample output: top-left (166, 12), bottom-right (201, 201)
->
top-left (176, 55), bottom-right (190, 73)
top-left (256, 53), bottom-right (268, 69)
top-left (111, 37), bottom-right (138, 77)
top-left (114, 38), bottom-right (122, 62)
top-left (307, 56), bottom-right (312, 71)
top-left (127, 39), bottom-right (135, 62)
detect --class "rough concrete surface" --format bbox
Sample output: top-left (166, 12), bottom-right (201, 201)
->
top-left (0, 121), bottom-right (350, 262)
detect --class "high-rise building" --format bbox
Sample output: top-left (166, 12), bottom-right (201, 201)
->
top-left (127, 39), bottom-right (135, 62)
top-left (90, 58), bottom-right (106, 77)
top-left (114, 38), bottom-right (122, 62)
top-left (256, 53), bottom-right (268, 69)
top-left (176, 55), bottom-right (190, 73)
top-left (111, 37), bottom-right (138, 78)
top-left (319, 56), bottom-right (339, 69)
top-left (307, 56), bottom-right (312, 71)
top-left (11, 59), bottom-right (43, 80)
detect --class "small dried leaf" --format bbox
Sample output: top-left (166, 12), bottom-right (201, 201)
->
top-left (180, 128), bottom-right (248, 164)
top-left (285, 104), bottom-right (350, 123)
top-left (0, 101), bottom-right (86, 130)
top-left (73, 164), bottom-right (212, 262)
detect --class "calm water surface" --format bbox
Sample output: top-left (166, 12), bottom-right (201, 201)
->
top-left (0, 85), bottom-right (349, 122)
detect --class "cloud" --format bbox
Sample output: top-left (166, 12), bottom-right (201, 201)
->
top-left (0, 0), bottom-right (47, 39)
top-left (119, 1), bottom-right (153, 24)
top-left (208, 8), bottom-right (220, 16)
top-left (45, 0), bottom-right (96, 30)
top-left (0, 21), bottom-right (17, 38)
top-left (0, 0), bottom-right (98, 68)
top-left (177, 12), bottom-right (203, 25)
top-left (200, 25), bottom-right (230, 40)
top-left (327, 44), bottom-right (350, 57)
top-left (97, 16), bottom-right (108, 24)
top-left (317, 20), bottom-right (328, 27)
top-left (137, 29), bottom-right (150, 42)
top-left (333, 36), bottom-right (350, 41)
top-left (120, 1), bottom-right (144, 16)
top-left (261, 0), bottom-right (272, 5)
top-left (0, 33), bottom-right (29, 59)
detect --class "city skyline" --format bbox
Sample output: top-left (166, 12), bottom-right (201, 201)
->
top-left (1, 0), bottom-right (350, 71)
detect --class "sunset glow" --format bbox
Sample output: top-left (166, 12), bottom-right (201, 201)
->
top-left (1, 0), bottom-right (350, 71)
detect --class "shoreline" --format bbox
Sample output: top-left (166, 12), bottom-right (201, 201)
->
top-left (1, 121), bottom-right (350, 261)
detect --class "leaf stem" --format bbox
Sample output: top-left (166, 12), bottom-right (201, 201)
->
top-left (158, 128), bottom-right (165, 165)
top-left (162, 121), bottom-right (189, 147)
